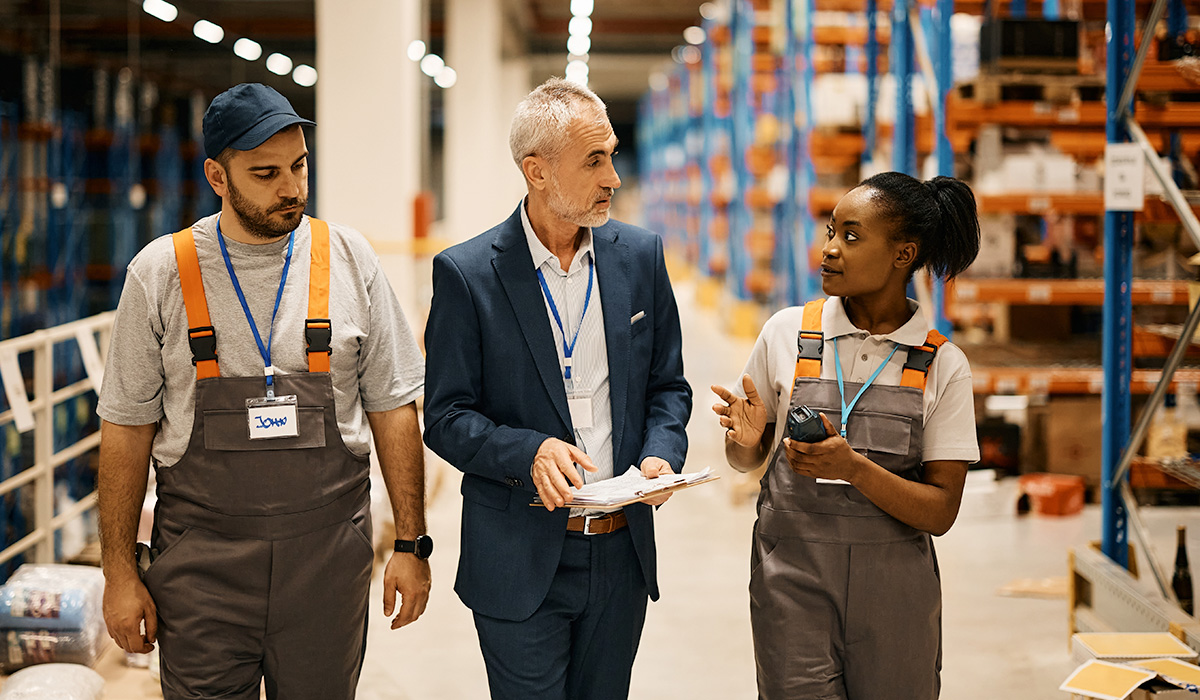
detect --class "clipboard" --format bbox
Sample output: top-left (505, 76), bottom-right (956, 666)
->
top-left (530, 467), bottom-right (721, 510)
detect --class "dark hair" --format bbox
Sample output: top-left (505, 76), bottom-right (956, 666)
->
top-left (855, 172), bottom-right (981, 281)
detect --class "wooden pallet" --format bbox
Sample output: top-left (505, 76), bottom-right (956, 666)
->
top-left (956, 71), bottom-right (1106, 105)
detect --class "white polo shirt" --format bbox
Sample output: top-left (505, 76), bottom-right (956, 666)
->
top-left (520, 201), bottom-right (616, 503)
top-left (737, 296), bottom-right (980, 463)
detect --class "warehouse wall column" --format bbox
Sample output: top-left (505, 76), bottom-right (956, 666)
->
top-left (444, 0), bottom-right (529, 244)
top-left (315, 0), bottom-right (422, 318)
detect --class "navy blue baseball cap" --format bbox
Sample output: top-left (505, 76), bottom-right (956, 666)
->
top-left (203, 83), bottom-right (315, 159)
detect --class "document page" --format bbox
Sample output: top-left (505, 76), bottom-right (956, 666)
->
top-left (532, 466), bottom-right (718, 508)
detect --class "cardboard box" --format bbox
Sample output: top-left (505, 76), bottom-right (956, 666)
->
top-left (964, 213), bottom-right (1017, 278)
top-left (1044, 396), bottom-right (1104, 488)
top-left (1019, 473), bottom-right (1085, 515)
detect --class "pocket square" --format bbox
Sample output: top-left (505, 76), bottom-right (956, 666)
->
top-left (630, 311), bottom-right (645, 324)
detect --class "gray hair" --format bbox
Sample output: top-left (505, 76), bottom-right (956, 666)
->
top-left (509, 78), bottom-right (608, 171)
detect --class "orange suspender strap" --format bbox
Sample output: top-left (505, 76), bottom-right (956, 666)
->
top-left (791, 299), bottom-right (826, 385)
top-left (899, 329), bottom-right (948, 392)
top-left (172, 228), bottom-right (221, 380)
top-left (305, 218), bottom-right (332, 373)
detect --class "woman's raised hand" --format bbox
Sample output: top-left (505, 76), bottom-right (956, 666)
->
top-left (711, 374), bottom-right (770, 448)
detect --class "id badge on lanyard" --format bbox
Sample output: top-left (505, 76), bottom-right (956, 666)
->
top-left (247, 394), bottom-right (299, 439)
top-left (217, 216), bottom-right (303, 441)
top-left (567, 388), bottom-right (594, 430)
top-left (538, 260), bottom-right (595, 431)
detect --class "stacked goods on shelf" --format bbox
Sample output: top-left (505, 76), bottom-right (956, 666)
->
top-left (0, 564), bottom-right (106, 672)
top-left (0, 59), bottom-right (217, 579)
top-left (639, 0), bottom-right (942, 330)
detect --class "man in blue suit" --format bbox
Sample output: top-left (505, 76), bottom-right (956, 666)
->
top-left (423, 78), bottom-right (692, 700)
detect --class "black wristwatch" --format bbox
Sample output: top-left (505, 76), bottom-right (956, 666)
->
top-left (394, 535), bottom-right (434, 560)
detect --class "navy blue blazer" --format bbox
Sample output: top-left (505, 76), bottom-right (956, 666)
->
top-left (423, 205), bottom-right (692, 622)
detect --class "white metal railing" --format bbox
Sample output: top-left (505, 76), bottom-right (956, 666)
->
top-left (0, 311), bottom-right (115, 566)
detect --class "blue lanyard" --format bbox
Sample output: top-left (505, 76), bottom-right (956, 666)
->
top-left (536, 258), bottom-right (593, 381)
top-left (216, 216), bottom-right (295, 398)
top-left (831, 337), bottom-right (900, 438)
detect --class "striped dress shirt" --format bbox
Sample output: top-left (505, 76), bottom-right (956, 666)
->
top-left (520, 201), bottom-right (615, 516)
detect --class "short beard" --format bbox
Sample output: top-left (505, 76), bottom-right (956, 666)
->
top-left (227, 177), bottom-right (306, 240)
top-left (546, 175), bottom-right (612, 229)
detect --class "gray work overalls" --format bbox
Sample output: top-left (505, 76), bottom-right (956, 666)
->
top-left (751, 299), bottom-right (945, 700)
top-left (142, 221), bottom-right (373, 700)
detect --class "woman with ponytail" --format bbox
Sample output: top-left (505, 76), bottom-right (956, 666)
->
top-left (712, 172), bottom-right (982, 699)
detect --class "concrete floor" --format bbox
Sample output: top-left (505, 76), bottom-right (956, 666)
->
top-left (44, 278), bottom-right (1200, 698)
top-left (355, 278), bottom-right (1200, 700)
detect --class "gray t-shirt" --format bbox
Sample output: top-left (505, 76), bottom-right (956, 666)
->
top-left (97, 213), bottom-right (424, 466)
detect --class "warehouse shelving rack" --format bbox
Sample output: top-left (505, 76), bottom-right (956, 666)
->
top-left (1098, 0), bottom-right (1200, 579)
top-left (1052, 0), bottom-right (1200, 647)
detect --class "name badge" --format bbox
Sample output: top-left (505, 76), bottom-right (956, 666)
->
top-left (246, 395), bottom-right (299, 440)
top-left (568, 397), bottom-right (593, 430)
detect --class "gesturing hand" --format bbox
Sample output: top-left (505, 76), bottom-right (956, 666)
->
top-left (711, 374), bottom-right (770, 447)
top-left (532, 438), bottom-right (598, 511)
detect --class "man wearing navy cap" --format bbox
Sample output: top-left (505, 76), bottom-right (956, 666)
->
top-left (96, 83), bottom-right (431, 699)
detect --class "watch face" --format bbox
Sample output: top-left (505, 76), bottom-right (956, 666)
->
top-left (415, 535), bottom-right (434, 559)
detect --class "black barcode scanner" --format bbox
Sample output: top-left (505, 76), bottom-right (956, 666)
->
top-left (786, 405), bottom-right (829, 443)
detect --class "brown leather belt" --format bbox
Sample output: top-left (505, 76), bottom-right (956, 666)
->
top-left (566, 511), bottom-right (627, 535)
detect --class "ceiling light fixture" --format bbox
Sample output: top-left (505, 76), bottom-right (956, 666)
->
top-left (142, 0), bottom-right (178, 23)
top-left (568, 15), bottom-right (592, 37)
top-left (434, 66), bottom-right (457, 89)
top-left (407, 40), bottom-right (427, 62)
top-left (567, 34), bottom-right (590, 56)
top-left (266, 53), bottom-right (293, 76)
top-left (192, 19), bottom-right (224, 43)
top-left (420, 54), bottom-right (445, 77)
top-left (233, 38), bottom-right (262, 61)
top-left (292, 64), bottom-right (318, 87)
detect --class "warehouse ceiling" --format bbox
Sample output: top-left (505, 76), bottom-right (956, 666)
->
top-left (0, 0), bottom-right (702, 117)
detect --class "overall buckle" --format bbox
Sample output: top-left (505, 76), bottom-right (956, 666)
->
top-left (188, 326), bottom-right (217, 365)
top-left (305, 318), bottom-right (332, 356)
top-left (797, 332), bottom-right (823, 362)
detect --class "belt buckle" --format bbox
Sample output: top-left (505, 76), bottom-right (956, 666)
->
top-left (583, 514), bottom-right (605, 535)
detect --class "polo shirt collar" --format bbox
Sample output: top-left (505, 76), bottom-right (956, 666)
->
top-left (520, 198), bottom-right (593, 274)
top-left (824, 296), bottom-right (931, 347)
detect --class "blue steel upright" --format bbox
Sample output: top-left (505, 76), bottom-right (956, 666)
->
top-left (931, 0), bottom-right (954, 337)
top-left (892, 0), bottom-right (916, 176)
top-left (1102, 0), bottom-right (1136, 568)
top-left (864, 0), bottom-right (879, 168)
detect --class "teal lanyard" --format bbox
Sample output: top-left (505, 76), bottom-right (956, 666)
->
top-left (831, 337), bottom-right (900, 438)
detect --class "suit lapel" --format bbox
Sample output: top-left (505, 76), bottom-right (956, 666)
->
top-left (492, 208), bottom-right (572, 433)
top-left (594, 224), bottom-right (630, 463)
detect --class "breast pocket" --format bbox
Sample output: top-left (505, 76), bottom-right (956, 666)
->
top-left (201, 408), bottom-right (327, 451)
top-left (631, 313), bottom-right (650, 339)
top-left (847, 411), bottom-right (914, 473)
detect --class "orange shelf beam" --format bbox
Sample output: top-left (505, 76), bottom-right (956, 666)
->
top-left (970, 367), bottom-right (1200, 395)
top-left (953, 278), bottom-right (1190, 305)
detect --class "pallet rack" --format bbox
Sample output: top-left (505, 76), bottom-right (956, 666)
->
top-left (637, 0), bottom-right (956, 331)
top-left (0, 58), bottom-right (214, 572)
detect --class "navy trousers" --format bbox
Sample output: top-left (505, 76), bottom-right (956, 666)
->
top-left (472, 527), bottom-right (649, 700)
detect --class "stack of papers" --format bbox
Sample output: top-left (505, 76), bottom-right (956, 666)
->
top-left (532, 466), bottom-right (720, 510)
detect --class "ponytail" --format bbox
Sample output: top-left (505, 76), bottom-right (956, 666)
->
top-left (855, 172), bottom-right (981, 281)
